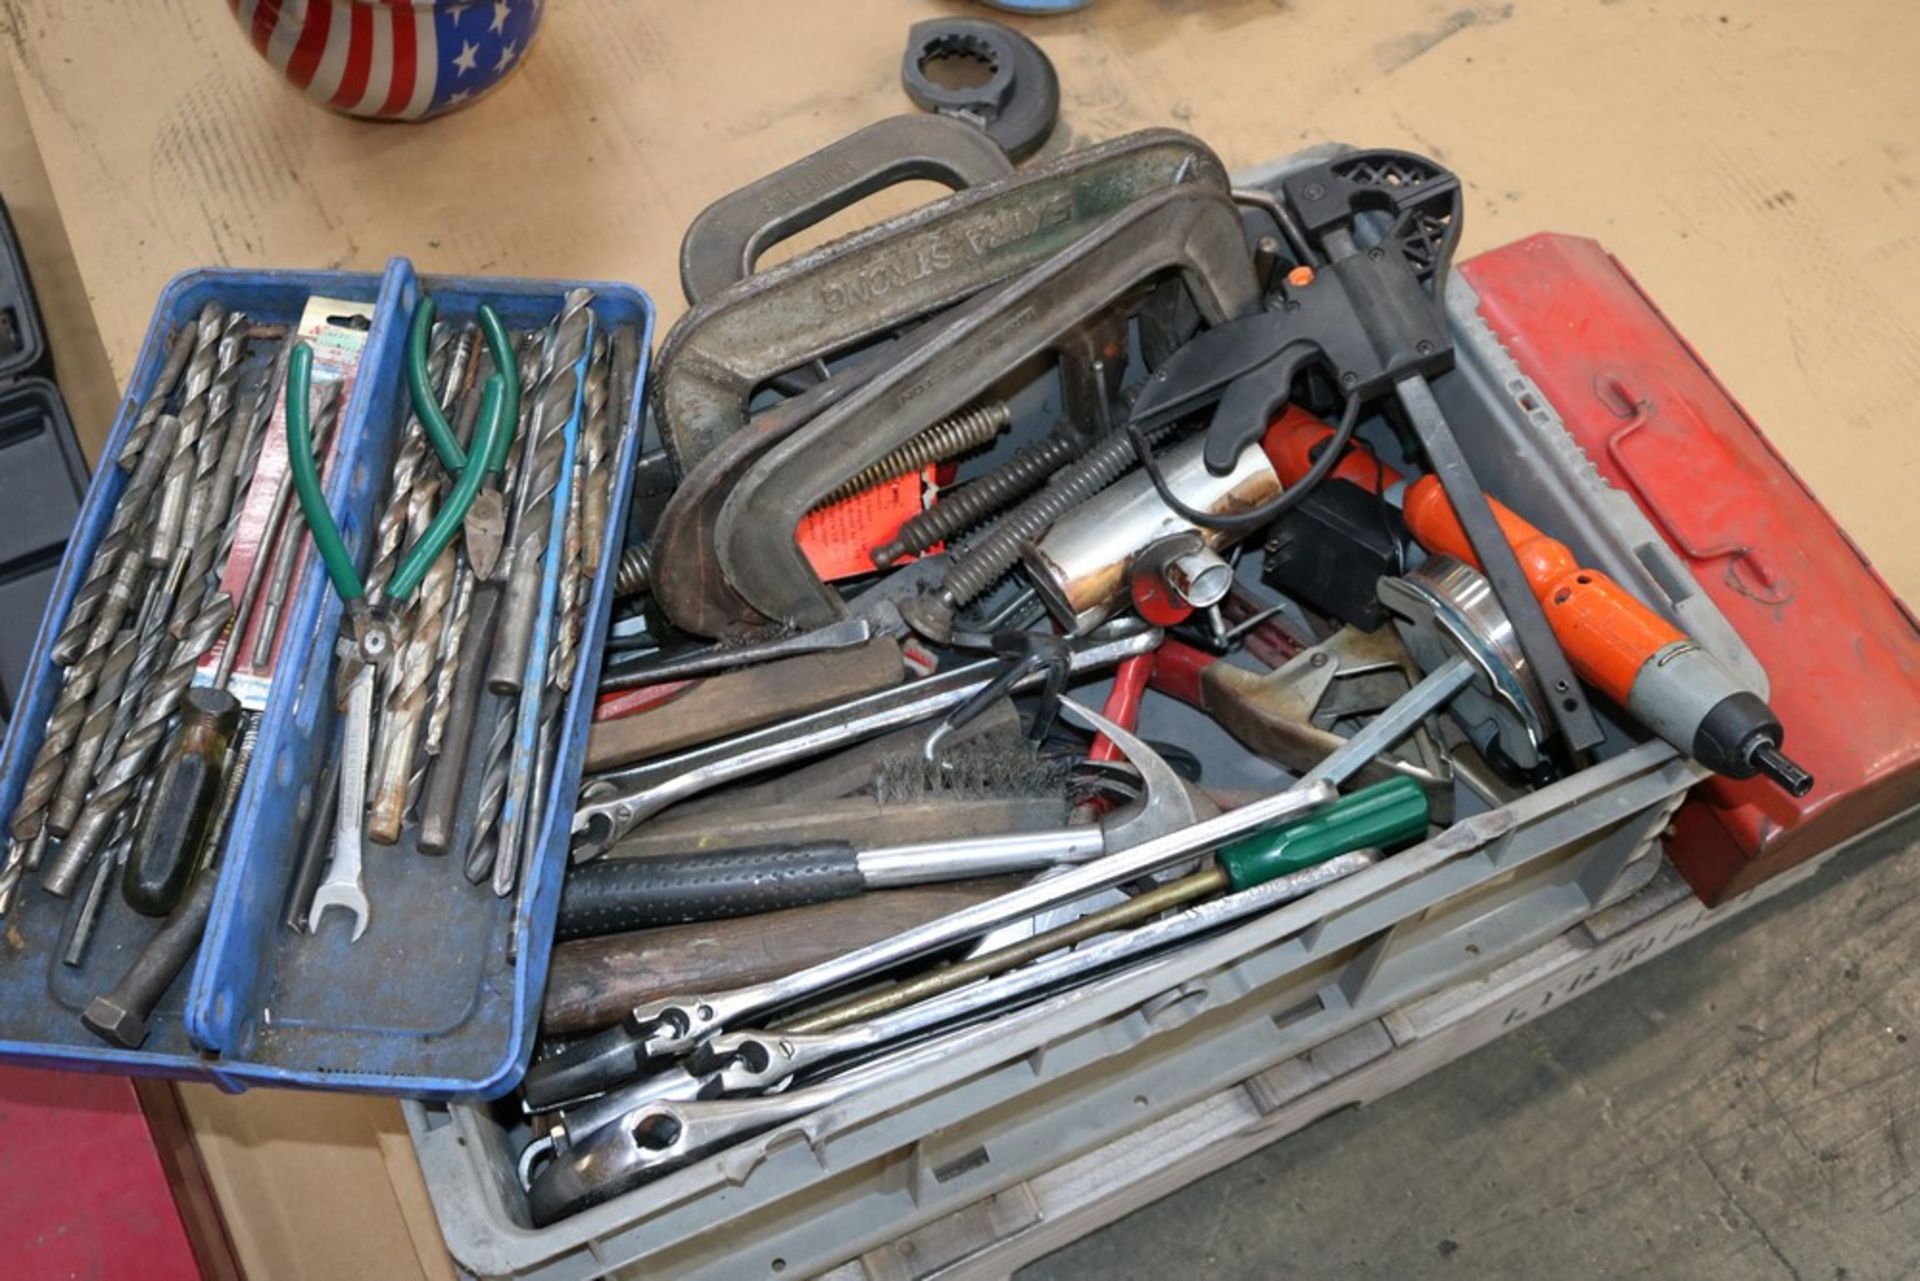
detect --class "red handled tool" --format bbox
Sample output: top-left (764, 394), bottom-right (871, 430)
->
top-left (1261, 408), bottom-right (1812, 797)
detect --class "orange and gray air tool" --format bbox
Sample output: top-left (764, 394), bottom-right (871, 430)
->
top-left (1261, 407), bottom-right (1813, 797)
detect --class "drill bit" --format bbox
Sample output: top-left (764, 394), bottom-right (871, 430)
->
top-left (247, 383), bottom-right (342, 670)
top-left (170, 331), bottom-right (258, 642)
top-left (365, 324), bottom-right (462, 602)
top-left (493, 303), bottom-right (593, 895)
top-left (13, 422), bottom-right (183, 841)
top-left (116, 322), bottom-right (196, 472)
top-left (578, 333), bottom-right (613, 576)
top-left (44, 591), bottom-right (236, 896)
top-left (506, 450), bottom-right (588, 891)
top-left (217, 334), bottom-right (297, 572)
top-left (464, 705), bottom-right (514, 884)
top-left (367, 536), bottom-right (455, 845)
top-left (423, 572), bottom-right (473, 759)
top-left (0, 838), bottom-right (25, 918)
top-left (365, 333), bottom-right (478, 844)
top-left (488, 290), bottom-right (592, 696)
top-left (147, 310), bottom-right (244, 570)
top-left (47, 581), bottom-right (167, 837)
top-left (551, 456), bottom-right (587, 697)
top-left (49, 416), bottom-right (183, 667)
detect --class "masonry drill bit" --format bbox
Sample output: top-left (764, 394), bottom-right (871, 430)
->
top-left (49, 416), bottom-right (182, 667)
top-left (43, 592), bottom-right (236, 896)
top-left (488, 289), bottom-right (591, 697)
top-left (116, 322), bottom-right (196, 471)
top-left (147, 309), bottom-right (244, 569)
top-left (578, 333), bottom-right (613, 576)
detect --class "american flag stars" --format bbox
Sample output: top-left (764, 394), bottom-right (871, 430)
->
top-left (230, 0), bottom-right (543, 121)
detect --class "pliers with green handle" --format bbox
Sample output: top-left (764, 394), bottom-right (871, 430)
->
top-left (406, 298), bottom-right (522, 578)
top-left (286, 333), bottom-right (508, 677)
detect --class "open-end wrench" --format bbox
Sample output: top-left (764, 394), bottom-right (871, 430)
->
top-left (306, 663), bottom-right (373, 941)
top-left (527, 698), bottom-right (1335, 1110)
top-left (570, 627), bottom-right (1158, 856)
top-left (699, 849), bottom-right (1379, 1097)
top-left (522, 846), bottom-right (1378, 1190)
top-left (523, 845), bottom-right (1363, 1225)
top-left (556, 687), bottom-right (1200, 935)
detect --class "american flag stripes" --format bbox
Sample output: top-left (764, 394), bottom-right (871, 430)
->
top-left (230, 0), bottom-right (541, 121)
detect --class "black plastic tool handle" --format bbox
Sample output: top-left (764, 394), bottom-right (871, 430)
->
top-left (557, 843), bottom-right (865, 939)
top-left (81, 871), bottom-right (217, 1049)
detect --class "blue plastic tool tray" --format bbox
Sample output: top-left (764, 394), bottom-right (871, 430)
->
top-left (0, 268), bottom-right (389, 1086)
top-left (0, 262), bottom-right (653, 1098)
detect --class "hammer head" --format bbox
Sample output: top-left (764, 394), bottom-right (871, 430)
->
top-left (1055, 696), bottom-right (1203, 850)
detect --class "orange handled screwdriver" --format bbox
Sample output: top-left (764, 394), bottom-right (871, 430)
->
top-left (1260, 408), bottom-right (1812, 797)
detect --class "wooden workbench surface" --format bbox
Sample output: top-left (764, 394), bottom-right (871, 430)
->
top-left (3, 2), bottom-right (1917, 1277)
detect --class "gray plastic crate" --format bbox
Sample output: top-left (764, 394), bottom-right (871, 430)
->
top-left (404, 168), bottom-right (1754, 1278)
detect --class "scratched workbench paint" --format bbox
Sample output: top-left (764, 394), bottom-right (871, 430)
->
top-left (2, 0), bottom-right (1916, 606)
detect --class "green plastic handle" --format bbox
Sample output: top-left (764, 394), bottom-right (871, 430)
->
top-left (475, 303), bottom-right (519, 476)
top-left (406, 296), bottom-right (466, 474)
top-left (286, 343), bottom-right (363, 603)
top-left (1215, 776), bottom-right (1430, 892)
top-left (386, 373), bottom-right (507, 602)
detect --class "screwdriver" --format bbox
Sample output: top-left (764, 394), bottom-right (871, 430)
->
top-left (775, 776), bottom-right (1431, 1037)
top-left (1261, 408), bottom-right (1814, 797)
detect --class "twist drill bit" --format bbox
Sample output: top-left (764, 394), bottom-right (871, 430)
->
top-left (248, 384), bottom-right (342, 669)
top-left (578, 334), bottom-right (613, 576)
top-left (464, 707), bottom-right (514, 884)
top-left (365, 325), bottom-right (462, 601)
top-left (368, 536), bottom-right (455, 845)
top-left (551, 459), bottom-right (586, 697)
top-left (147, 308), bottom-right (241, 569)
top-left (48, 582), bottom-right (167, 836)
top-left (170, 334), bottom-right (257, 645)
top-left (489, 290), bottom-right (591, 696)
top-left (117, 322), bottom-right (196, 471)
top-left (14, 424), bottom-right (183, 841)
top-left (365, 335), bottom-right (478, 843)
top-left (173, 320), bottom-right (249, 579)
top-left (0, 839), bottom-right (25, 918)
top-left (49, 416), bottom-right (183, 667)
top-left (424, 573), bottom-right (472, 760)
top-left (44, 592), bottom-right (237, 896)
top-left (217, 335), bottom-right (297, 572)
top-left (95, 556), bottom-right (191, 783)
